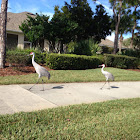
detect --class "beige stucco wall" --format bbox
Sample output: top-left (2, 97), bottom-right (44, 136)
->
top-left (7, 30), bottom-right (24, 49)
top-left (17, 34), bottom-right (24, 49)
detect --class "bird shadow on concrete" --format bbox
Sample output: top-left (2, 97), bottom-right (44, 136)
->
top-left (111, 86), bottom-right (119, 89)
top-left (52, 85), bottom-right (64, 89)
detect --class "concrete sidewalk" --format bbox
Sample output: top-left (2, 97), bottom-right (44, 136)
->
top-left (0, 82), bottom-right (140, 115)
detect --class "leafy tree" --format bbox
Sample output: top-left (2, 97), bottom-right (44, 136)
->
top-left (50, 6), bottom-right (78, 53)
top-left (109, 0), bottom-right (124, 54)
top-left (126, 0), bottom-right (140, 49)
top-left (92, 4), bottom-right (112, 42)
top-left (123, 34), bottom-right (140, 49)
top-left (108, 0), bottom-right (140, 53)
top-left (118, 11), bottom-right (132, 53)
top-left (19, 14), bottom-right (50, 49)
top-left (65, 0), bottom-right (94, 41)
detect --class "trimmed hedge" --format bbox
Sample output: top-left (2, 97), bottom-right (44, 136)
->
top-left (6, 49), bottom-right (139, 70)
top-left (46, 53), bottom-right (103, 70)
top-left (104, 54), bottom-right (139, 69)
top-left (6, 49), bottom-right (46, 66)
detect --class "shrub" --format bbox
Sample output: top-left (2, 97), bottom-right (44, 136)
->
top-left (6, 49), bottom-right (46, 66)
top-left (99, 45), bottom-right (114, 54)
top-left (104, 54), bottom-right (139, 69)
top-left (73, 40), bottom-right (92, 56)
top-left (46, 53), bottom-right (103, 70)
top-left (67, 39), bottom-right (100, 56)
top-left (122, 49), bottom-right (140, 58)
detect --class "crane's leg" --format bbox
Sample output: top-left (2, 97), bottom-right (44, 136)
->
top-left (100, 81), bottom-right (106, 90)
top-left (41, 79), bottom-right (45, 91)
top-left (107, 81), bottom-right (111, 89)
top-left (28, 78), bottom-right (40, 90)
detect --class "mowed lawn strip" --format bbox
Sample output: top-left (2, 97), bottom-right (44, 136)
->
top-left (0, 68), bottom-right (140, 85)
top-left (0, 98), bottom-right (140, 139)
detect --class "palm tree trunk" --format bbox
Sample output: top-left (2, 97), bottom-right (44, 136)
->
top-left (113, 0), bottom-right (122, 54)
top-left (119, 34), bottom-right (123, 54)
top-left (130, 6), bottom-right (137, 50)
top-left (114, 23), bottom-right (119, 54)
top-left (0, 0), bottom-right (8, 68)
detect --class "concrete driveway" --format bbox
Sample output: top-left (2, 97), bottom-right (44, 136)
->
top-left (0, 82), bottom-right (140, 115)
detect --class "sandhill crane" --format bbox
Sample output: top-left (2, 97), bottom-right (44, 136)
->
top-left (99, 64), bottom-right (114, 89)
top-left (28, 52), bottom-right (50, 91)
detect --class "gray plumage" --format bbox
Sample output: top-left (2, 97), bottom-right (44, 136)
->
top-left (28, 52), bottom-right (50, 91)
top-left (99, 64), bottom-right (114, 89)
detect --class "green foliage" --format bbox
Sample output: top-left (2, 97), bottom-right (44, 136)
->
top-left (6, 50), bottom-right (31, 66)
top-left (122, 48), bottom-right (140, 58)
top-left (123, 35), bottom-right (140, 49)
top-left (46, 53), bottom-right (103, 70)
top-left (104, 54), bottom-right (139, 69)
top-left (19, 14), bottom-right (50, 49)
top-left (65, 0), bottom-right (94, 41)
top-left (19, 1), bottom-right (112, 53)
top-left (123, 38), bottom-right (131, 47)
top-left (92, 4), bottom-right (112, 42)
top-left (64, 1), bottom-right (111, 42)
top-left (100, 45), bottom-right (114, 54)
top-left (6, 49), bottom-right (46, 65)
top-left (67, 39), bottom-right (101, 56)
top-left (73, 40), bottom-right (93, 56)
top-left (50, 6), bottom-right (78, 53)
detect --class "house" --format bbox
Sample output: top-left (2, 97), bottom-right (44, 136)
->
top-left (7, 12), bottom-right (123, 52)
top-left (100, 38), bottom-right (126, 50)
top-left (6, 12), bottom-right (49, 50)
top-left (99, 39), bottom-right (114, 48)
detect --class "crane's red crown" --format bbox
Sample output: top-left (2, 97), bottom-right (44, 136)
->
top-left (30, 52), bottom-right (33, 55)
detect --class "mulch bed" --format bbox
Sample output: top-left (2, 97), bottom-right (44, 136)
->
top-left (0, 63), bottom-right (53, 76)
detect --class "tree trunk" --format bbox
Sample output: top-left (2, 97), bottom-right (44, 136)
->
top-left (59, 42), bottom-right (64, 54)
top-left (130, 6), bottom-right (137, 50)
top-left (114, 23), bottom-right (119, 54)
top-left (119, 34), bottom-right (123, 54)
top-left (113, 0), bottom-right (122, 54)
top-left (0, 0), bottom-right (8, 68)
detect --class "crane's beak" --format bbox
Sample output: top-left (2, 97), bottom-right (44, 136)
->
top-left (27, 54), bottom-right (30, 56)
top-left (98, 65), bottom-right (102, 67)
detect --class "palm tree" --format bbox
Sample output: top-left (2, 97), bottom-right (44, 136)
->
top-left (0, 0), bottom-right (8, 68)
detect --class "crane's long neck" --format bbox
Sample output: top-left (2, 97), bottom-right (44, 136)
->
top-left (32, 54), bottom-right (35, 64)
top-left (101, 65), bottom-right (105, 73)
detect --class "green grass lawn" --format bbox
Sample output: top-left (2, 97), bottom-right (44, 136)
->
top-left (0, 98), bottom-right (140, 139)
top-left (0, 67), bottom-right (140, 85)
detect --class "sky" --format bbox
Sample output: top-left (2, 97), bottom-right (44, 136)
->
top-left (1, 0), bottom-right (134, 41)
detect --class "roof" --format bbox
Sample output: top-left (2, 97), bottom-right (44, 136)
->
top-left (7, 12), bottom-right (36, 33)
top-left (99, 38), bottom-right (127, 48)
top-left (99, 39), bottom-right (114, 47)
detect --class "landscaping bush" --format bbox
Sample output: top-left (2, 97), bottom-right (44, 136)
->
top-left (104, 54), bottom-right (139, 69)
top-left (122, 49), bottom-right (140, 58)
top-left (6, 49), bottom-right (46, 66)
top-left (99, 45), bottom-right (114, 54)
top-left (73, 40), bottom-right (92, 56)
top-left (46, 53), bottom-right (103, 70)
top-left (67, 39), bottom-right (101, 56)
